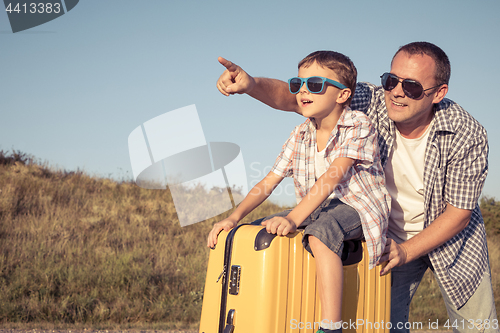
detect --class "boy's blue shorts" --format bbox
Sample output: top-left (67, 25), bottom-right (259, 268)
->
top-left (260, 198), bottom-right (363, 257)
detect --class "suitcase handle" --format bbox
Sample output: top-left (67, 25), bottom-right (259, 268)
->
top-left (341, 240), bottom-right (363, 266)
top-left (254, 226), bottom-right (363, 265)
top-left (223, 309), bottom-right (235, 333)
top-left (254, 227), bottom-right (277, 251)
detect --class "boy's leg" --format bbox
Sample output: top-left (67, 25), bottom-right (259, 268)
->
top-left (302, 199), bottom-right (363, 332)
top-left (309, 235), bottom-right (343, 324)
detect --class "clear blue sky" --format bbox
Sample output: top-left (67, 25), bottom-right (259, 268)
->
top-left (1, 0), bottom-right (499, 206)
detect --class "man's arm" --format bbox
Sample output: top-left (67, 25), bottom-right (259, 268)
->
top-left (216, 57), bottom-right (299, 112)
top-left (379, 203), bottom-right (471, 275)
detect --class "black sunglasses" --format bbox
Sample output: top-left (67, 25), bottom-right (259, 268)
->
top-left (380, 72), bottom-right (442, 100)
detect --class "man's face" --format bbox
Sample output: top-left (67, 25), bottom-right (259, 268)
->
top-left (384, 51), bottom-right (446, 137)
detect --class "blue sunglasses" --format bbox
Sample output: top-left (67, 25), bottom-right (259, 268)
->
top-left (288, 76), bottom-right (347, 94)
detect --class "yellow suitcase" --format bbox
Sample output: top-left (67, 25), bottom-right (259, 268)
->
top-left (199, 224), bottom-right (390, 333)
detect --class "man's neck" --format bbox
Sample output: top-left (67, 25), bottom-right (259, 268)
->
top-left (396, 111), bottom-right (434, 139)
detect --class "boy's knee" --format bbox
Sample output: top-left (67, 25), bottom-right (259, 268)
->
top-left (308, 235), bottom-right (322, 249)
top-left (307, 235), bottom-right (343, 261)
top-left (308, 236), bottom-right (332, 254)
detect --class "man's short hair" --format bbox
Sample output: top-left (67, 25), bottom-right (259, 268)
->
top-left (393, 41), bottom-right (451, 86)
top-left (298, 50), bottom-right (357, 106)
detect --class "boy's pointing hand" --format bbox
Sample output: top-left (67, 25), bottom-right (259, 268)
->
top-left (217, 57), bottom-right (256, 96)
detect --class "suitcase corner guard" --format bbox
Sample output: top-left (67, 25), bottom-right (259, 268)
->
top-left (254, 227), bottom-right (278, 251)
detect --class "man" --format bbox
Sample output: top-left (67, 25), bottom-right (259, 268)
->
top-left (215, 42), bottom-right (498, 333)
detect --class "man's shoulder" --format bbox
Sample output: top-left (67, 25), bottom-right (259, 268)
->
top-left (352, 82), bottom-right (386, 118)
top-left (356, 81), bottom-right (379, 90)
top-left (435, 98), bottom-right (487, 137)
top-left (355, 82), bottom-right (384, 97)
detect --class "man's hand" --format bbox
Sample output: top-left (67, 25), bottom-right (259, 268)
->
top-left (379, 238), bottom-right (408, 275)
top-left (207, 217), bottom-right (238, 249)
top-left (378, 204), bottom-right (472, 276)
top-left (216, 57), bottom-right (256, 96)
top-left (261, 216), bottom-right (297, 236)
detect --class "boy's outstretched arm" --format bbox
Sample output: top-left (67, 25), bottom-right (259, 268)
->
top-left (217, 57), bottom-right (300, 112)
top-left (263, 157), bottom-right (354, 236)
top-left (206, 171), bottom-right (283, 249)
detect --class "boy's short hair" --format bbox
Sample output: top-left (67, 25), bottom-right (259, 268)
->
top-left (298, 50), bottom-right (357, 106)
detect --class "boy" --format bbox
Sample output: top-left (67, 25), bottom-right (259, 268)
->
top-left (207, 51), bottom-right (390, 333)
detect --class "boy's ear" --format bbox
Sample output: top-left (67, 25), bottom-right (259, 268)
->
top-left (336, 88), bottom-right (351, 104)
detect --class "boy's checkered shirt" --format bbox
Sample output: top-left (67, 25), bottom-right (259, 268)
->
top-left (271, 108), bottom-right (391, 270)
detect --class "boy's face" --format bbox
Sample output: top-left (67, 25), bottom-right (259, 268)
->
top-left (296, 61), bottom-right (346, 122)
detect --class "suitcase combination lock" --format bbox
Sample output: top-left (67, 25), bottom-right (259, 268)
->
top-left (228, 265), bottom-right (241, 295)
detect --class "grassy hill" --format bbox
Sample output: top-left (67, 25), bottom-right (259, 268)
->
top-left (0, 151), bottom-right (288, 330)
top-left (0, 151), bottom-right (498, 330)
top-left (409, 195), bottom-right (500, 326)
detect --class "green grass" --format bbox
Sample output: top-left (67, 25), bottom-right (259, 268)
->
top-left (0, 151), bottom-right (287, 329)
top-left (0, 150), bottom-right (498, 329)
top-left (409, 197), bottom-right (500, 325)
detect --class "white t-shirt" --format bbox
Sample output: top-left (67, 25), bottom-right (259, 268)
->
top-left (314, 142), bottom-right (336, 200)
top-left (385, 123), bottom-right (433, 242)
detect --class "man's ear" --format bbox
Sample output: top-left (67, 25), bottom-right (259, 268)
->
top-left (432, 84), bottom-right (448, 104)
top-left (337, 88), bottom-right (351, 104)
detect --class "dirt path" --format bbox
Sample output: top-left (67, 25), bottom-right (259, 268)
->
top-left (0, 329), bottom-right (453, 333)
top-left (0, 330), bottom-right (197, 333)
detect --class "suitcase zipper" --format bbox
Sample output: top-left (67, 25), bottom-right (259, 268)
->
top-left (216, 265), bottom-right (226, 283)
top-left (218, 224), bottom-right (248, 333)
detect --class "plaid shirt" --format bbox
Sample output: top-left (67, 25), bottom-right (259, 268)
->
top-left (271, 108), bottom-right (391, 269)
top-left (352, 82), bottom-right (489, 309)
